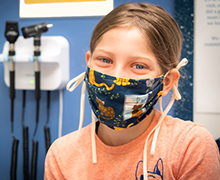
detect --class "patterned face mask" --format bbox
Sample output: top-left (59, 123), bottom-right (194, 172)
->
top-left (84, 67), bottom-right (164, 130)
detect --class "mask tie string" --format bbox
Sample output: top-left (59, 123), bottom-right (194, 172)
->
top-left (78, 81), bottom-right (86, 131)
top-left (91, 110), bottom-right (97, 163)
top-left (143, 58), bottom-right (188, 180)
top-left (66, 72), bottom-right (86, 132)
top-left (66, 70), bottom-right (97, 163)
top-left (159, 97), bottom-right (163, 113)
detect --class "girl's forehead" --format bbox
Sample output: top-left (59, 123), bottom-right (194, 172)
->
top-left (95, 27), bottom-right (152, 52)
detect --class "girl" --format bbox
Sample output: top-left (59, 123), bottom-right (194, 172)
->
top-left (45, 3), bottom-right (220, 179)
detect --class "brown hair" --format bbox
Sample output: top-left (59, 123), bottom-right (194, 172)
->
top-left (90, 3), bottom-right (182, 73)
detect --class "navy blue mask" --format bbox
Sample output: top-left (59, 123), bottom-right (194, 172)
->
top-left (84, 67), bottom-right (164, 130)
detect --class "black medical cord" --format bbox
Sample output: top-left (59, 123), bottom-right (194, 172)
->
top-left (22, 90), bottom-right (29, 180)
top-left (5, 21), bottom-right (19, 180)
top-left (31, 37), bottom-right (41, 180)
top-left (31, 80), bottom-right (40, 180)
top-left (11, 94), bottom-right (19, 180)
top-left (10, 61), bottom-right (19, 180)
top-left (44, 91), bottom-right (51, 152)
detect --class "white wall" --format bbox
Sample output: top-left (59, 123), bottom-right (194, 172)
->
top-left (194, 0), bottom-right (220, 140)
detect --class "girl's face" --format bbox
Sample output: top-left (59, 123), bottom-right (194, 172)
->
top-left (86, 27), bottom-right (162, 79)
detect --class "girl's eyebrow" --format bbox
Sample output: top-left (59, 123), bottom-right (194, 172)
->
top-left (93, 48), bottom-right (115, 57)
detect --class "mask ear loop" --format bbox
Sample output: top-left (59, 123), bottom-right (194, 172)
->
top-left (143, 58), bottom-right (188, 180)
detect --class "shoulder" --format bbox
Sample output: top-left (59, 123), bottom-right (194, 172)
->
top-left (45, 124), bottom-right (93, 178)
top-left (155, 109), bottom-right (218, 153)
top-left (156, 110), bottom-right (220, 178)
top-left (159, 109), bottom-right (211, 140)
top-left (165, 114), bottom-right (214, 142)
top-left (162, 111), bottom-right (220, 165)
top-left (49, 123), bottom-right (92, 156)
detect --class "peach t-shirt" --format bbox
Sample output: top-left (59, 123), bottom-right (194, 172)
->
top-left (44, 109), bottom-right (220, 179)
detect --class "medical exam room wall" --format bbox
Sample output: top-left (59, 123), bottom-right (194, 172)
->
top-left (0, 1), bottom-right (175, 179)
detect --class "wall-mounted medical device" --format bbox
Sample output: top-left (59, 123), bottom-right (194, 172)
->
top-left (0, 36), bottom-right (69, 90)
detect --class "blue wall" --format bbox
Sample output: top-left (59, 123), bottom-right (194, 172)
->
top-left (0, 0), bottom-right (174, 179)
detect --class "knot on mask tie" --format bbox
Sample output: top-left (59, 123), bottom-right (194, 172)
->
top-left (172, 58), bottom-right (188, 100)
top-left (66, 72), bottom-right (86, 92)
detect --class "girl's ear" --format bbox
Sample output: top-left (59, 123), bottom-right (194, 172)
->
top-left (162, 69), bottom-right (180, 96)
top-left (86, 51), bottom-right (91, 65)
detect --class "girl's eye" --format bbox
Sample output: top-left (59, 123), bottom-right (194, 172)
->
top-left (102, 58), bottom-right (111, 63)
top-left (135, 64), bottom-right (145, 69)
top-left (132, 64), bottom-right (148, 70)
top-left (98, 58), bottom-right (112, 64)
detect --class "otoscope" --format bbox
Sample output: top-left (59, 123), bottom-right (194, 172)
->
top-left (4, 21), bottom-right (19, 180)
top-left (22, 22), bottom-right (53, 180)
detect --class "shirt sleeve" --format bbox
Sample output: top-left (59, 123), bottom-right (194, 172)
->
top-left (44, 141), bottom-right (65, 180)
top-left (177, 125), bottom-right (220, 180)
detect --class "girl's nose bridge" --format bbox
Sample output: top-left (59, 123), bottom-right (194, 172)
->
top-left (114, 64), bottom-right (126, 77)
top-left (114, 67), bottom-right (121, 77)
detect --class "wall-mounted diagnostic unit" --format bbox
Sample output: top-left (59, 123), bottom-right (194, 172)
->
top-left (0, 36), bottom-right (69, 90)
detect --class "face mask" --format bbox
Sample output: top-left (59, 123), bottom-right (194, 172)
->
top-left (84, 67), bottom-right (164, 130)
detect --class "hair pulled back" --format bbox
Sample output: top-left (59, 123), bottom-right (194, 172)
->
top-left (90, 3), bottom-right (182, 73)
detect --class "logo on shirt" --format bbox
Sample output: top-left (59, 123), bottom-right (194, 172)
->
top-left (135, 158), bottom-right (164, 180)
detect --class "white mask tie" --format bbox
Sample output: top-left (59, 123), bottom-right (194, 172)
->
top-left (143, 58), bottom-right (188, 180)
